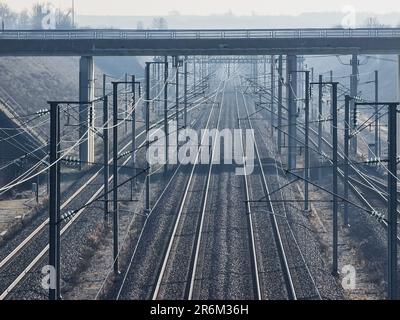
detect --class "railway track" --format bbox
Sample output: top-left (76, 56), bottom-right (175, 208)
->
top-left (115, 75), bottom-right (226, 299)
top-left (0, 85), bottom-right (217, 299)
top-left (239, 86), bottom-right (322, 300)
top-left (150, 77), bottom-right (227, 300)
top-left (303, 125), bottom-right (400, 241)
top-left (119, 71), bottom-right (265, 300)
top-left (239, 89), bottom-right (295, 299)
top-left (0, 137), bottom-right (135, 299)
top-left (0, 66), bottom-right (347, 300)
top-left (148, 75), bottom-right (322, 300)
top-left (183, 82), bottom-right (259, 300)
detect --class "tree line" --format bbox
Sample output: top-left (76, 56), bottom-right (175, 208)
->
top-left (0, 2), bottom-right (73, 30)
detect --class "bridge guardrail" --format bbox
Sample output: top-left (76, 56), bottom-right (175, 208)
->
top-left (1, 28), bottom-right (400, 40)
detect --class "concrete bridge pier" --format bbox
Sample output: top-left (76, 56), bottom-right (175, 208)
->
top-left (79, 56), bottom-right (95, 165)
top-left (397, 55), bottom-right (400, 153)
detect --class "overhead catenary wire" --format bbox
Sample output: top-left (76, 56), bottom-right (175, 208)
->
top-left (95, 65), bottom-right (225, 300)
top-left (0, 66), bottom-right (179, 193)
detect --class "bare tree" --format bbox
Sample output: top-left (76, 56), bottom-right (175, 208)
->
top-left (137, 20), bottom-right (144, 30)
top-left (151, 17), bottom-right (168, 29)
top-left (364, 16), bottom-right (386, 28)
top-left (30, 2), bottom-right (72, 29)
top-left (0, 3), bottom-right (17, 29)
top-left (18, 10), bottom-right (31, 29)
top-left (31, 2), bottom-right (47, 29)
top-left (55, 8), bottom-right (73, 29)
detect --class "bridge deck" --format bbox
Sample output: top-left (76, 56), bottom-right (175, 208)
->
top-left (0, 28), bottom-right (400, 56)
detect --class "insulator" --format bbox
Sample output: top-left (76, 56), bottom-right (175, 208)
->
top-left (37, 108), bottom-right (49, 116)
top-left (61, 210), bottom-right (76, 222)
top-left (371, 210), bottom-right (383, 221)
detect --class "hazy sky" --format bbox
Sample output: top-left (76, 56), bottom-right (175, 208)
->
top-left (4, 0), bottom-right (400, 16)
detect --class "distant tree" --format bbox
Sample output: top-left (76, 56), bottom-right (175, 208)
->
top-left (0, 3), bottom-right (17, 29)
top-left (363, 17), bottom-right (386, 28)
top-left (55, 8), bottom-right (73, 29)
top-left (31, 3), bottom-right (72, 29)
top-left (18, 9), bottom-right (31, 29)
top-left (31, 3), bottom-right (47, 29)
top-left (151, 17), bottom-right (168, 29)
top-left (137, 20), bottom-right (144, 30)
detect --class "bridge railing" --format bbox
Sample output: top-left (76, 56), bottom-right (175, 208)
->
top-left (1, 28), bottom-right (400, 40)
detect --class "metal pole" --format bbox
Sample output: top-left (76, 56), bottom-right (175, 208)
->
top-left (112, 82), bottom-right (119, 274)
top-left (374, 71), bottom-right (380, 157)
top-left (193, 57), bottom-right (196, 93)
top-left (311, 67), bottom-right (314, 123)
top-left (175, 59), bottom-right (179, 149)
top-left (304, 71), bottom-right (310, 212)
top-left (278, 55), bottom-right (283, 154)
top-left (263, 56), bottom-right (267, 87)
top-left (103, 75), bottom-right (109, 223)
top-left (131, 75), bottom-right (136, 200)
top-left (287, 55), bottom-right (297, 170)
top-left (344, 96), bottom-right (350, 227)
top-left (330, 71), bottom-right (333, 137)
top-left (56, 103), bottom-right (61, 299)
top-left (184, 57), bottom-right (188, 128)
top-left (47, 166), bottom-right (49, 195)
top-left (254, 56), bottom-right (258, 87)
top-left (124, 73), bottom-right (128, 133)
top-left (36, 170), bottom-right (39, 203)
top-left (388, 103), bottom-right (398, 300)
top-left (145, 63), bottom-right (151, 213)
top-left (271, 55), bottom-right (275, 137)
top-left (157, 62), bottom-right (161, 117)
top-left (49, 102), bottom-right (59, 300)
top-left (332, 83), bottom-right (338, 276)
top-left (318, 75), bottom-right (323, 182)
top-left (152, 63), bottom-right (156, 109)
top-left (164, 57), bottom-right (169, 173)
top-left (350, 54), bottom-right (358, 157)
top-left (201, 57), bottom-right (205, 83)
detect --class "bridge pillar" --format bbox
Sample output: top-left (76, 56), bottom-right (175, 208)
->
top-left (79, 56), bottom-right (95, 165)
top-left (286, 54), bottom-right (297, 170)
top-left (398, 54), bottom-right (400, 98)
top-left (397, 55), bottom-right (400, 153)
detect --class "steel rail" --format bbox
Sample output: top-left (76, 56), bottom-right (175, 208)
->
top-left (186, 78), bottom-right (227, 300)
top-left (301, 127), bottom-right (400, 242)
top-left (307, 124), bottom-right (400, 218)
top-left (234, 89), bottom-right (262, 300)
top-left (151, 78), bottom-right (225, 300)
top-left (0, 87), bottom-right (215, 300)
top-left (240, 90), bottom-right (297, 300)
top-left (0, 80), bottom-right (216, 274)
top-left (107, 83), bottom-right (216, 299)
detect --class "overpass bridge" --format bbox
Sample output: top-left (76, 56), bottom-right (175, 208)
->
top-left (0, 28), bottom-right (400, 56)
top-left (0, 28), bottom-right (399, 164)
